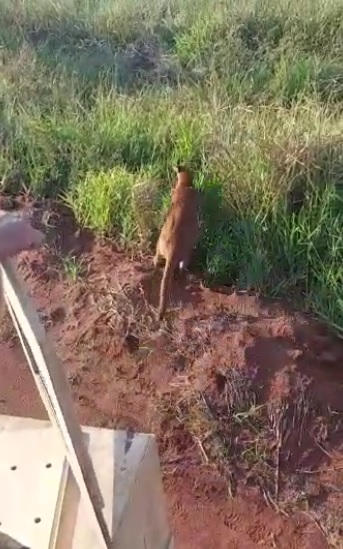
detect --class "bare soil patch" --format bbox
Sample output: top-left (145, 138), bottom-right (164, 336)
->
top-left (0, 198), bottom-right (342, 548)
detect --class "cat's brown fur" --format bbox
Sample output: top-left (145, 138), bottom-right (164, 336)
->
top-left (154, 166), bottom-right (200, 320)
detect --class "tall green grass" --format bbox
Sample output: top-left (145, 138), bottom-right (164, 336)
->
top-left (1, 0), bottom-right (343, 329)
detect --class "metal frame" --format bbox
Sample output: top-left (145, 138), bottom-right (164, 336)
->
top-left (1, 259), bottom-right (110, 548)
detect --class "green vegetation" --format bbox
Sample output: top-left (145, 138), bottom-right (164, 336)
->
top-left (61, 253), bottom-right (85, 281)
top-left (1, 0), bottom-right (343, 328)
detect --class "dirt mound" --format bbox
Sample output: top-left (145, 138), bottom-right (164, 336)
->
top-left (0, 199), bottom-right (342, 548)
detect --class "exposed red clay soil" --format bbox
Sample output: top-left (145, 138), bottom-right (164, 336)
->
top-left (0, 198), bottom-right (343, 548)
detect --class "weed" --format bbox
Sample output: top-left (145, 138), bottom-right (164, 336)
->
top-left (87, 274), bottom-right (158, 343)
top-left (0, 0), bottom-right (343, 329)
top-left (166, 367), bottom-right (276, 496)
top-left (61, 254), bottom-right (85, 282)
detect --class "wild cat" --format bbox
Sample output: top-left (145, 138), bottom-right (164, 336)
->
top-left (154, 166), bottom-right (200, 320)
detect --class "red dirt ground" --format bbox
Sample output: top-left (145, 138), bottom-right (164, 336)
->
top-left (0, 198), bottom-right (342, 548)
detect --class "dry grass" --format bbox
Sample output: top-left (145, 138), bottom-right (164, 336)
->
top-left (0, 307), bottom-right (18, 344)
top-left (157, 362), bottom-right (342, 541)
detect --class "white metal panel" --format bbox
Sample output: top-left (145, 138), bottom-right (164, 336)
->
top-left (0, 419), bottom-right (65, 549)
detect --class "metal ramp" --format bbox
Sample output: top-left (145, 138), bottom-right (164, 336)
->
top-left (0, 259), bottom-right (173, 549)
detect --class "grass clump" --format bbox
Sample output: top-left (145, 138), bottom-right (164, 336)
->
top-left (0, 0), bottom-right (343, 329)
top-left (65, 166), bottom-right (161, 246)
